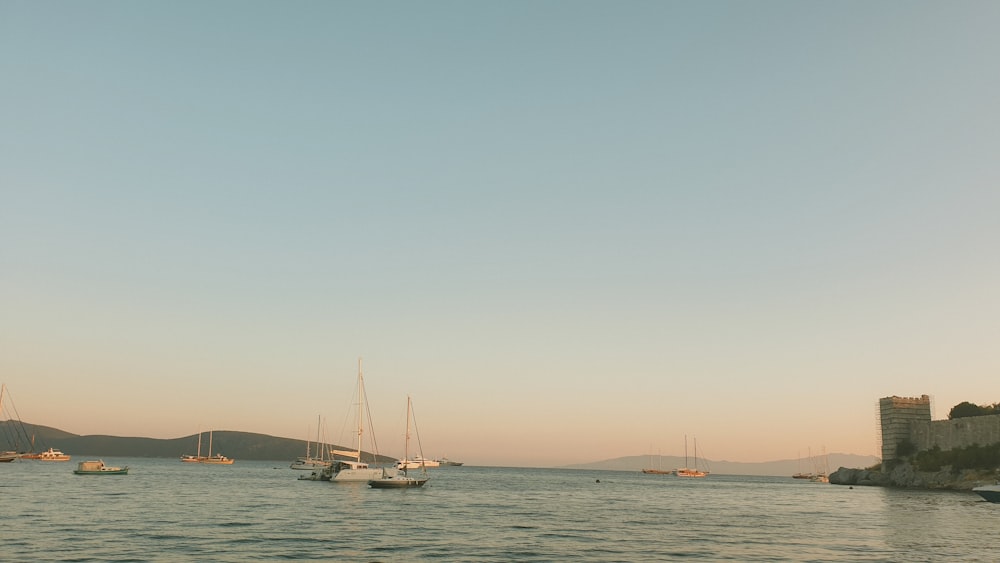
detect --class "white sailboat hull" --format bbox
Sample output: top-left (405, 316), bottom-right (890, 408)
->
top-left (332, 467), bottom-right (389, 482)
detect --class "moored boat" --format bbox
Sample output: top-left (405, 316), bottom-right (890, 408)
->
top-left (395, 455), bottom-right (440, 470)
top-left (201, 453), bottom-right (234, 465)
top-left (973, 484), bottom-right (1000, 503)
top-left (675, 436), bottom-right (708, 478)
top-left (369, 469), bottom-right (428, 488)
top-left (36, 447), bottom-right (71, 462)
top-left (291, 415), bottom-right (332, 471)
top-left (369, 395), bottom-right (429, 489)
top-left (0, 451), bottom-right (18, 462)
top-left (322, 359), bottom-right (395, 482)
top-left (436, 457), bottom-right (463, 467)
top-left (73, 460), bottom-right (128, 475)
top-left (181, 430), bottom-right (234, 464)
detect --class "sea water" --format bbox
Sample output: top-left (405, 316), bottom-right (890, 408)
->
top-left (2, 458), bottom-right (999, 561)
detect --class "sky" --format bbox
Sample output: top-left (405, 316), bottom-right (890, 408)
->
top-left (2, 1), bottom-right (999, 468)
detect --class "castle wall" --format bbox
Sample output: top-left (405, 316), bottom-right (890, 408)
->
top-left (879, 394), bottom-right (1000, 461)
top-left (910, 414), bottom-right (1000, 452)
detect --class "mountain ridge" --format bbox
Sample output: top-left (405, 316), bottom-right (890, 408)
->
top-left (0, 420), bottom-right (395, 463)
top-left (2, 421), bottom-right (880, 472)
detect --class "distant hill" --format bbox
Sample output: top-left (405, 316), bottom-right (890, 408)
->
top-left (563, 453), bottom-right (879, 476)
top-left (0, 421), bottom-right (395, 463)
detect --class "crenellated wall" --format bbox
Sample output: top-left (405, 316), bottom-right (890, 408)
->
top-left (911, 414), bottom-right (1000, 452)
top-left (879, 395), bottom-right (931, 462)
top-left (879, 394), bottom-right (1000, 461)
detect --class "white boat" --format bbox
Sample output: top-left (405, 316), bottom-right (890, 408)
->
top-left (810, 447), bottom-right (829, 483)
top-left (0, 451), bottom-right (18, 463)
top-left (370, 395), bottom-right (429, 489)
top-left (436, 457), bottom-right (463, 467)
top-left (181, 430), bottom-right (234, 464)
top-left (675, 436), bottom-right (708, 478)
top-left (73, 460), bottom-right (128, 475)
top-left (317, 359), bottom-right (394, 482)
top-left (36, 447), bottom-right (71, 462)
top-left (395, 455), bottom-right (440, 470)
top-left (290, 457), bottom-right (330, 471)
top-left (291, 415), bottom-right (332, 471)
top-left (973, 484), bottom-right (1000, 503)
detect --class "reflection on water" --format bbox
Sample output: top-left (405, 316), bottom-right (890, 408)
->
top-left (3, 459), bottom-right (1000, 561)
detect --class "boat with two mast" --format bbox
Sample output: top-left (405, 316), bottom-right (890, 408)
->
top-left (675, 435), bottom-right (708, 478)
top-left (642, 449), bottom-right (671, 475)
top-left (290, 415), bottom-right (331, 471)
top-left (180, 430), bottom-right (234, 465)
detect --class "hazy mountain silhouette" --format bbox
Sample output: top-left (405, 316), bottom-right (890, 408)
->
top-left (0, 421), bottom-right (395, 463)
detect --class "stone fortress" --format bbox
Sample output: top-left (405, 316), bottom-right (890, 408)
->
top-left (879, 395), bottom-right (1000, 462)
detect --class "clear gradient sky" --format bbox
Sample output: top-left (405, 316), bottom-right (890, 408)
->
top-left (2, 1), bottom-right (998, 467)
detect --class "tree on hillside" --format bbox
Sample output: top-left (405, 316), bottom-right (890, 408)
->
top-left (948, 401), bottom-right (1000, 419)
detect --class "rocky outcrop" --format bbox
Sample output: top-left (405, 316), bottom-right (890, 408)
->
top-left (830, 464), bottom-right (999, 490)
top-left (829, 466), bottom-right (889, 487)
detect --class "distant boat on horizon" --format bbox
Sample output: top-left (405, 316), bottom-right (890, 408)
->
top-left (642, 450), bottom-right (670, 475)
top-left (32, 447), bottom-right (71, 462)
top-left (181, 430), bottom-right (234, 465)
top-left (675, 436), bottom-right (708, 478)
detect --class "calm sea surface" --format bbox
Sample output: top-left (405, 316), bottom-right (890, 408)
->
top-left (2, 458), bottom-right (999, 561)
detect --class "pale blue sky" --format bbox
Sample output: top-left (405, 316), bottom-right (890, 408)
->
top-left (2, 1), bottom-right (998, 466)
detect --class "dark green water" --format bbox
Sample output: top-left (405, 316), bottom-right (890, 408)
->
top-left (2, 459), bottom-right (998, 561)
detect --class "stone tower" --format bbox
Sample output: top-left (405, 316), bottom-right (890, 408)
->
top-left (879, 395), bottom-right (932, 462)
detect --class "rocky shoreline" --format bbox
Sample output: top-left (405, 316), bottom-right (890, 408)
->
top-left (830, 463), bottom-right (999, 491)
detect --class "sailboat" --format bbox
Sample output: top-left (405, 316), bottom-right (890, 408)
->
top-left (180, 431), bottom-right (204, 462)
top-left (675, 435), bottom-right (708, 478)
top-left (1, 384), bottom-right (22, 461)
top-left (315, 359), bottom-right (394, 482)
top-left (792, 448), bottom-right (816, 479)
top-left (201, 430), bottom-right (234, 464)
top-left (642, 448), bottom-right (671, 475)
top-left (290, 415), bottom-right (331, 470)
top-left (181, 430), bottom-right (234, 464)
top-left (810, 447), bottom-right (829, 483)
top-left (369, 395), bottom-right (429, 488)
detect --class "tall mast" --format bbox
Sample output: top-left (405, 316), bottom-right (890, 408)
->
top-left (403, 395), bottom-right (412, 475)
top-left (357, 358), bottom-right (364, 464)
top-left (685, 435), bottom-right (689, 468)
top-left (316, 414), bottom-right (321, 452)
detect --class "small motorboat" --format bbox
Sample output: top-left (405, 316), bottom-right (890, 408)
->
top-left (73, 460), bottom-right (129, 475)
top-left (973, 484), bottom-right (1000, 503)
